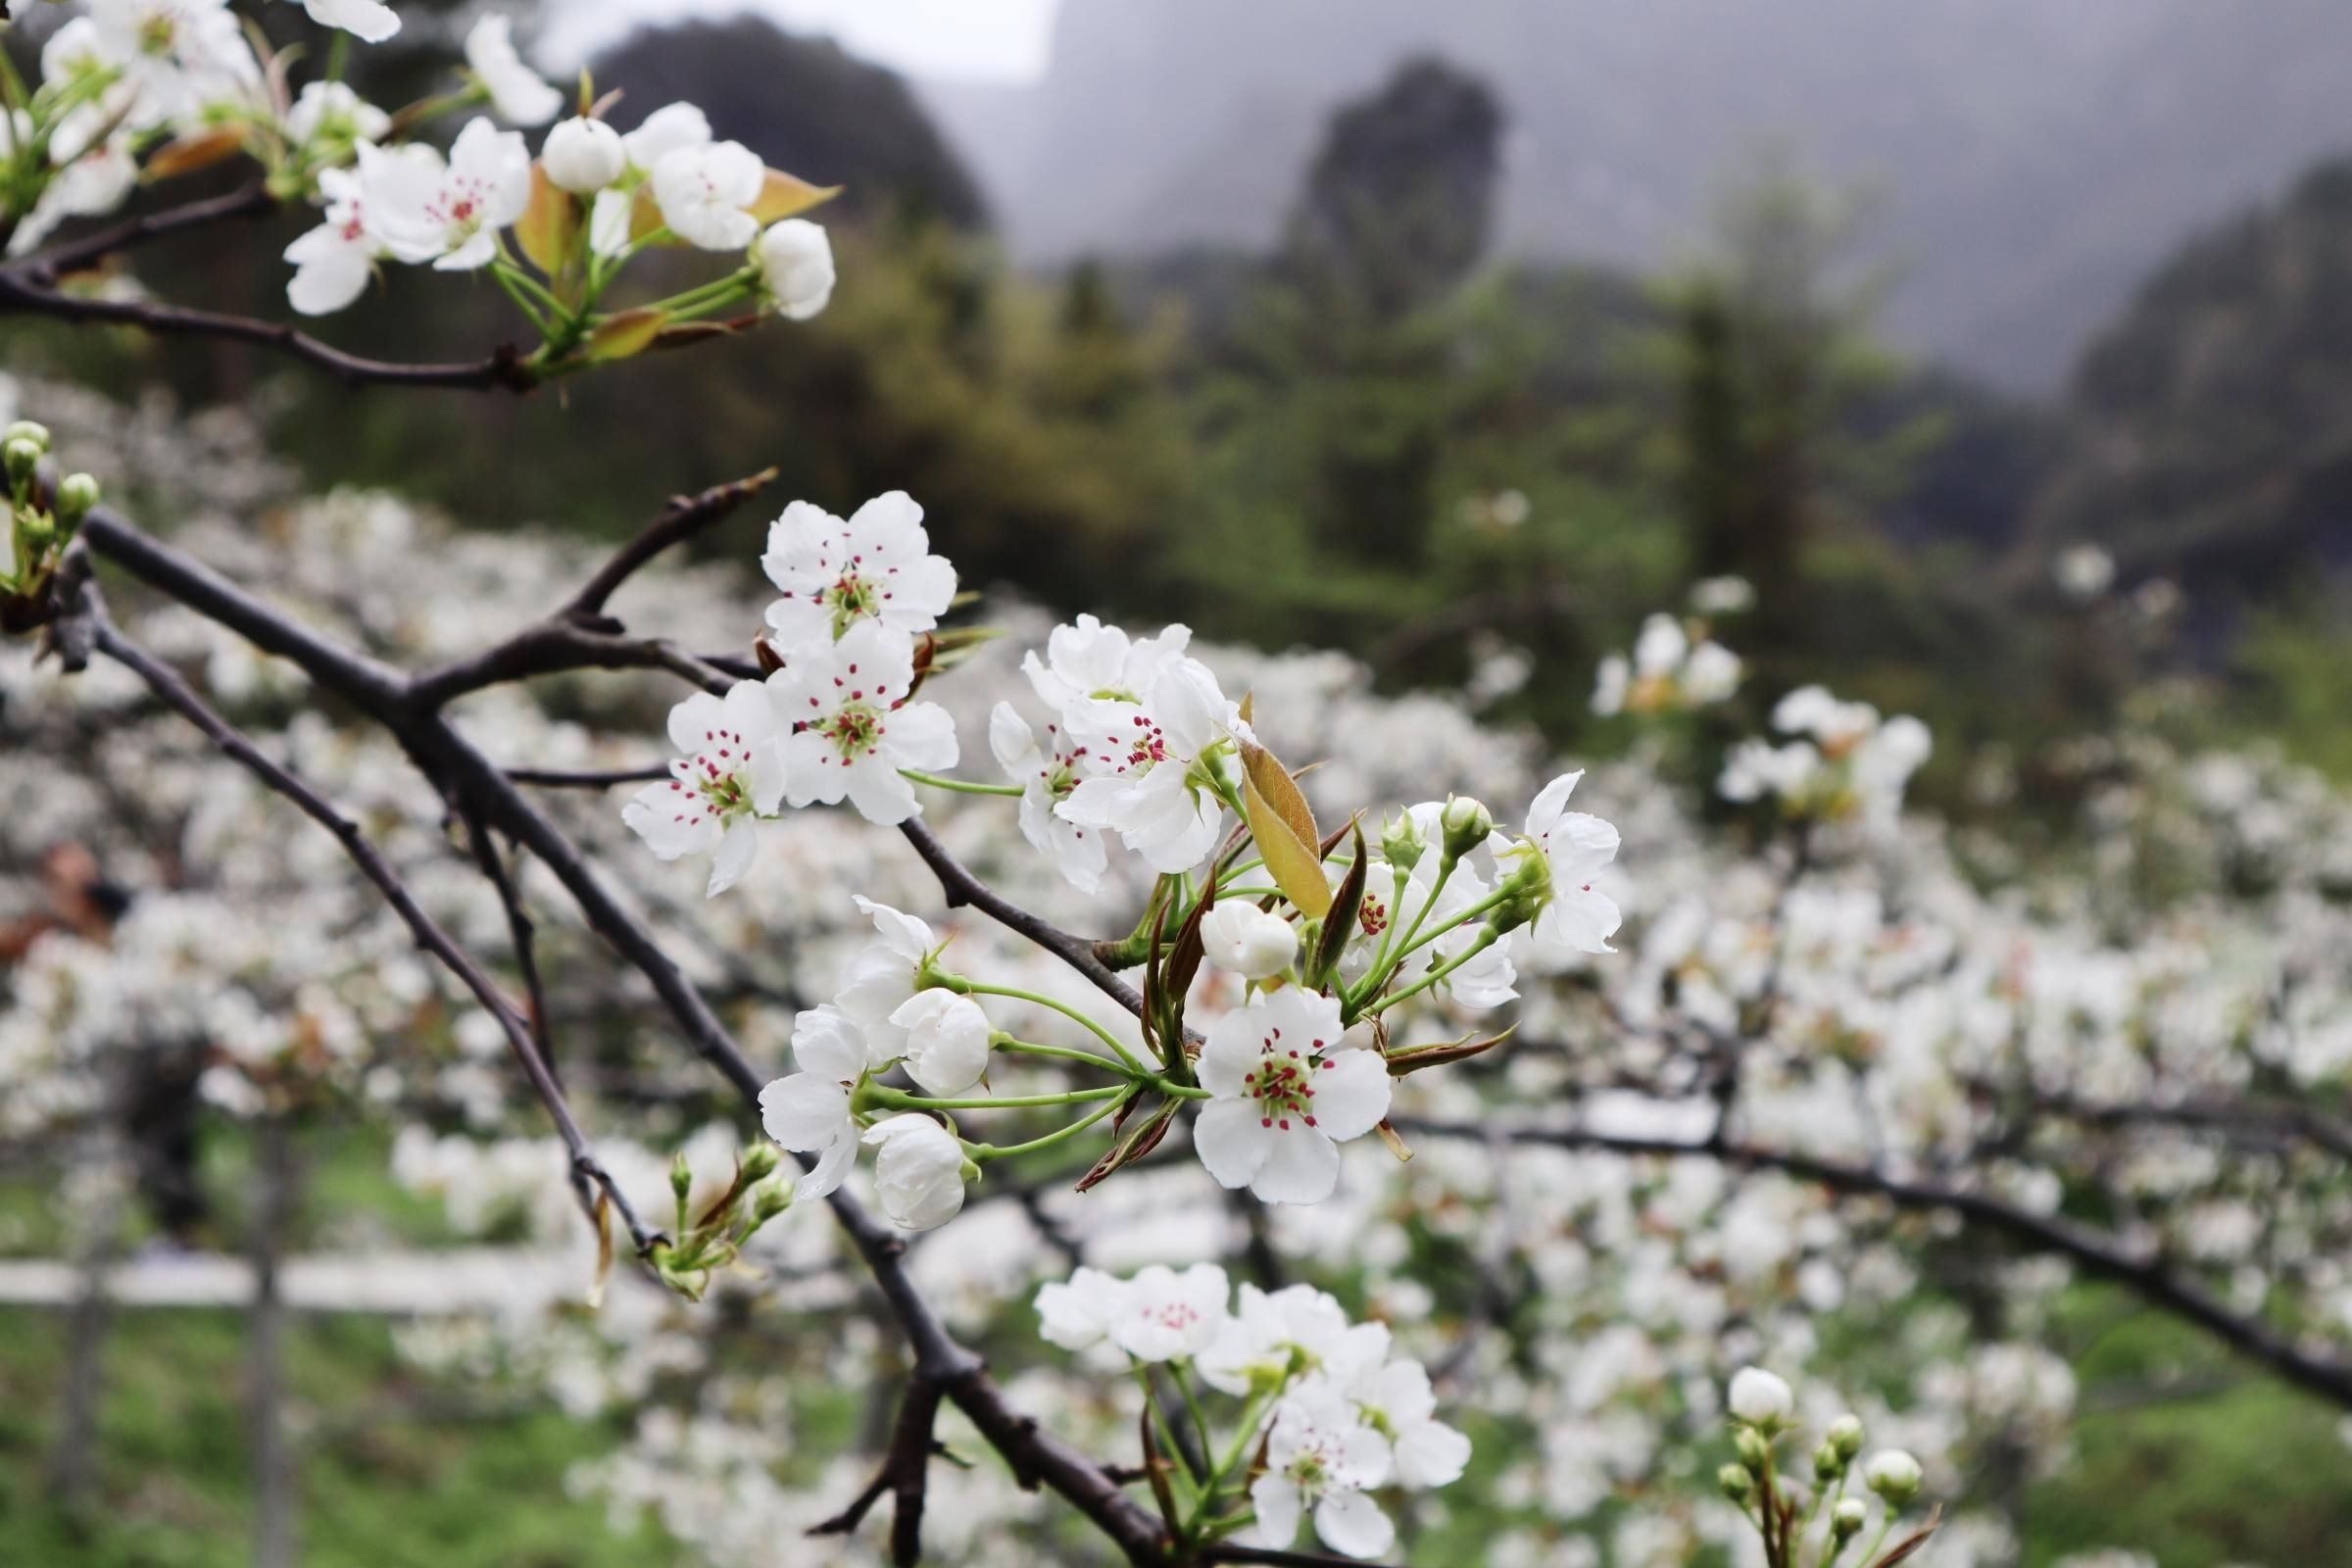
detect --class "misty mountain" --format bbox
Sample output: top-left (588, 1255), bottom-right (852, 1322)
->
top-left (919, 0), bottom-right (2352, 391)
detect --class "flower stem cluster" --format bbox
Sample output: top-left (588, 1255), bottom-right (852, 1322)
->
top-left (647, 1141), bottom-right (796, 1301)
top-left (1, 421), bottom-right (98, 627)
top-left (1724, 1366), bottom-right (1936, 1568)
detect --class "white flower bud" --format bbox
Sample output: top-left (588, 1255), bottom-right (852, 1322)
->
top-left (1727, 1366), bottom-right (1794, 1429)
top-left (1439, 795), bottom-right (1493, 861)
top-left (1832, 1497), bottom-right (1868, 1539)
top-left (755, 219), bottom-right (836, 321)
top-left (1200, 901), bottom-right (1298, 980)
top-left (889, 989), bottom-right (994, 1097)
top-left (1826, 1413), bottom-right (1865, 1459)
top-left (541, 116), bottom-right (625, 193)
top-left (1862, 1448), bottom-right (1923, 1505)
top-left (862, 1113), bottom-right (968, 1231)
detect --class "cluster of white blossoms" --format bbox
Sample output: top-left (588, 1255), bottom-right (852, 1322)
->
top-left (4, 5), bottom-right (834, 368)
top-left (278, 24), bottom-right (836, 323)
top-left (1591, 609), bottom-right (1743, 717)
top-left (1037, 1264), bottom-right (1469, 1559)
top-left (1718, 683), bottom-right (1933, 827)
top-left (612, 490), bottom-right (1626, 1221)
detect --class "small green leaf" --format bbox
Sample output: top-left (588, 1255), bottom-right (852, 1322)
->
top-left (514, 163), bottom-right (578, 276)
top-left (750, 168), bottom-right (844, 223)
top-left (1241, 738), bottom-right (1331, 918)
top-left (585, 307), bottom-right (670, 363)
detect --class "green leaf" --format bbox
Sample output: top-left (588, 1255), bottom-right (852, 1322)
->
top-left (1241, 738), bottom-right (1331, 917)
top-left (584, 308), bottom-right (670, 363)
top-left (514, 163), bottom-right (577, 276)
top-left (750, 167), bottom-right (843, 223)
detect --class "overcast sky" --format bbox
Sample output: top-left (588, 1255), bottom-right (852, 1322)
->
top-left (546, 0), bottom-right (1063, 83)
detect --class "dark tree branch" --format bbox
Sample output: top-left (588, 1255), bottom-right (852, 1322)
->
top-left (564, 467), bottom-right (779, 619)
top-left (85, 599), bottom-right (660, 1256)
top-left (1396, 1115), bottom-right (2352, 1410)
top-left (6, 183), bottom-right (275, 287)
top-left (506, 763), bottom-right (671, 789)
top-left (0, 271), bottom-right (540, 392)
top-left (69, 501), bottom-right (1175, 1564)
top-left (810, 1374), bottom-right (950, 1566)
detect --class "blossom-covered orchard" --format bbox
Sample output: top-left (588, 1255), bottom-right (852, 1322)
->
top-left (4, 6), bottom-right (2351, 1566)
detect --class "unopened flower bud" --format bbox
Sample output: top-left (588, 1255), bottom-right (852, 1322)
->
top-left (1862, 1449), bottom-right (1922, 1507)
top-left (3, 421), bottom-right (50, 454)
top-left (1832, 1498), bottom-right (1868, 1540)
top-left (1381, 808), bottom-right (1426, 872)
top-left (739, 1142), bottom-right (782, 1183)
top-left (1728, 1366), bottom-right (1795, 1431)
top-left (1827, 1413), bottom-right (1864, 1459)
top-left (754, 219), bottom-right (835, 321)
top-left (1439, 795), bottom-right (1493, 862)
top-left (750, 1173), bottom-right (793, 1224)
top-left (1813, 1440), bottom-right (1844, 1483)
top-left (4, 438), bottom-right (41, 488)
top-left (1734, 1425), bottom-right (1771, 1474)
top-left (54, 472), bottom-right (98, 528)
top-left (542, 116), bottom-right (625, 193)
top-left (1200, 901), bottom-right (1298, 980)
top-left (1717, 1462), bottom-right (1755, 1503)
top-left (669, 1150), bottom-right (694, 1202)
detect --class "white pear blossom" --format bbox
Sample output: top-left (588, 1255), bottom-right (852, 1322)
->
top-left (769, 618), bottom-right (958, 825)
top-left (620, 681), bottom-right (784, 897)
top-left (286, 81), bottom-right (391, 148)
top-left (85, 0), bottom-right (261, 132)
top-left (1343, 1353), bottom-right (1472, 1488)
top-left (1719, 737), bottom-right (1822, 804)
top-left (755, 219), bottom-right (835, 319)
top-left (1249, 1387), bottom-right (1396, 1559)
top-left (1774, 685), bottom-right (1880, 752)
top-left (1020, 612), bottom-right (1192, 711)
top-left (283, 160), bottom-right (410, 316)
top-left (988, 703), bottom-right (1108, 895)
top-left (541, 116), bottom-right (626, 194)
top-left (1035, 1265), bottom-right (1126, 1351)
top-left (302, 0), bottom-right (400, 44)
top-left (1193, 988), bottom-right (1390, 1204)
top-left (1106, 1262), bottom-right (1230, 1363)
top-left (1200, 902), bottom-right (1298, 981)
top-left (1055, 655), bottom-right (1242, 874)
top-left (587, 103), bottom-right (713, 255)
top-left (1516, 771), bottom-right (1622, 958)
top-left (832, 897), bottom-right (939, 1061)
top-left (862, 1113), bottom-right (967, 1231)
top-left (888, 989), bottom-right (992, 1097)
top-left (463, 15), bottom-right (562, 126)
top-left (5, 122), bottom-right (139, 257)
top-left (650, 139), bottom-right (764, 251)
top-left (756, 1004), bottom-right (872, 1200)
top-left (760, 493), bottom-right (956, 654)
top-left (1682, 639), bottom-right (1742, 703)
top-left (1729, 1366), bottom-right (1795, 1427)
top-left (362, 119), bottom-right (530, 271)
top-left (1199, 1282), bottom-right (1352, 1394)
